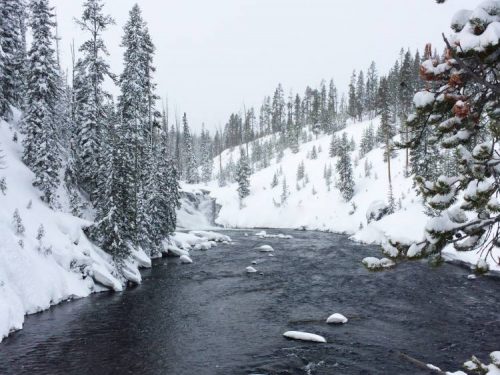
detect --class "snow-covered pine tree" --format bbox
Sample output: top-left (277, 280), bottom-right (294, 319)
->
top-left (88, 113), bottom-right (128, 262)
top-left (336, 132), bottom-right (355, 201)
top-left (406, 1), bottom-right (500, 260)
top-left (236, 148), bottom-right (251, 201)
top-left (355, 70), bottom-right (365, 121)
top-left (182, 113), bottom-right (199, 184)
top-left (0, 0), bottom-right (28, 116)
top-left (329, 133), bottom-right (340, 157)
top-left (347, 71), bottom-right (357, 120)
top-left (23, 0), bottom-right (61, 207)
top-left (118, 4), bottom-right (157, 248)
top-left (200, 126), bottom-right (213, 184)
top-left (281, 177), bottom-right (289, 205)
top-left (297, 161), bottom-right (305, 181)
top-left (74, 0), bottom-right (114, 201)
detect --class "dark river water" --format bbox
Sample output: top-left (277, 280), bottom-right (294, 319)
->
top-left (1, 230), bottom-right (499, 375)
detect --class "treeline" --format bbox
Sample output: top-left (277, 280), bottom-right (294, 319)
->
top-left (214, 48), bottom-right (425, 189)
top-left (0, 0), bottom-right (180, 263)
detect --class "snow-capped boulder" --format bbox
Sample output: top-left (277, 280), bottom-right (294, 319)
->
top-left (255, 230), bottom-right (267, 237)
top-left (362, 257), bottom-right (395, 271)
top-left (167, 245), bottom-right (189, 258)
top-left (283, 331), bottom-right (327, 343)
top-left (131, 248), bottom-right (152, 268)
top-left (258, 245), bottom-right (274, 252)
top-left (382, 241), bottom-right (399, 258)
top-left (407, 243), bottom-right (425, 258)
top-left (180, 255), bottom-right (193, 264)
top-left (475, 259), bottom-right (490, 274)
top-left (490, 351), bottom-right (500, 367)
top-left (246, 266), bottom-right (257, 273)
top-left (121, 263), bottom-right (142, 284)
top-left (326, 313), bottom-right (348, 324)
top-left (467, 274), bottom-right (477, 280)
top-left (366, 201), bottom-right (391, 223)
top-left (91, 264), bottom-right (123, 292)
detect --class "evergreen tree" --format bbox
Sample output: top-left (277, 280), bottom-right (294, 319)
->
top-left (74, 0), bottom-right (114, 201)
top-left (406, 1), bottom-right (500, 259)
top-left (0, 0), bottom-right (28, 116)
top-left (297, 161), bottom-right (305, 181)
top-left (347, 71), bottom-right (357, 120)
top-left (182, 113), bottom-right (198, 183)
top-left (236, 148), bottom-right (251, 201)
top-left (280, 177), bottom-right (289, 205)
top-left (23, 0), bottom-right (61, 207)
top-left (336, 133), bottom-right (355, 201)
top-left (200, 126), bottom-right (213, 184)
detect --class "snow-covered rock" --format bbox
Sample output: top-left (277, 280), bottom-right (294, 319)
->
top-left (258, 245), bottom-right (274, 252)
top-left (246, 266), bottom-right (257, 273)
top-left (326, 313), bottom-right (348, 324)
top-left (180, 255), bottom-right (193, 264)
top-left (131, 248), bottom-right (152, 268)
top-left (366, 201), bottom-right (391, 223)
top-left (283, 331), bottom-right (327, 343)
top-left (362, 257), bottom-right (395, 270)
top-left (381, 241), bottom-right (399, 258)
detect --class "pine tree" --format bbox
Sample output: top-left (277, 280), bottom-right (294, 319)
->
top-left (347, 71), bottom-right (357, 120)
top-left (23, 0), bottom-right (61, 207)
top-left (200, 126), bottom-right (213, 184)
top-left (336, 133), bottom-right (355, 201)
top-left (280, 177), bottom-right (289, 205)
top-left (182, 113), bottom-right (198, 184)
top-left (236, 148), bottom-right (251, 201)
top-left (297, 161), bottom-right (305, 181)
top-left (12, 208), bottom-right (25, 236)
top-left (74, 0), bottom-right (114, 201)
top-left (406, 1), bottom-right (500, 259)
top-left (0, 0), bottom-right (28, 116)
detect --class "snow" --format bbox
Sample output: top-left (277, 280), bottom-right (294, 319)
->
top-left (246, 266), bottom-right (257, 273)
top-left (326, 313), bottom-right (348, 324)
top-left (180, 255), bottom-right (193, 264)
top-left (283, 331), bottom-right (327, 343)
top-left (414, 91), bottom-right (436, 108)
top-left (257, 245), bottom-right (274, 252)
top-left (255, 230), bottom-right (293, 239)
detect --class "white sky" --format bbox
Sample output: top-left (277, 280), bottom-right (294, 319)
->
top-left (51, 0), bottom-right (479, 132)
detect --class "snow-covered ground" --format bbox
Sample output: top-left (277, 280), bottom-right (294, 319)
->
top-left (187, 118), bottom-right (500, 274)
top-left (0, 118), bottom-right (229, 342)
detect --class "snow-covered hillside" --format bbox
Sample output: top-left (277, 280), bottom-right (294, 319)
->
top-left (0, 117), bottom-right (227, 342)
top-left (189, 118), bottom-right (500, 274)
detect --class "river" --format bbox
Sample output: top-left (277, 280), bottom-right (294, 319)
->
top-left (0, 230), bottom-right (499, 374)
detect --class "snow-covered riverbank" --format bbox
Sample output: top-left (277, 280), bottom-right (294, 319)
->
top-left (185, 118), bottom-right (500, 275)
top-left (0, 118), bottom-right (231, 342)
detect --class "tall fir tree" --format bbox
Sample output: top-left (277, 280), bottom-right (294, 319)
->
top-left (74, 0), bottom-right (114, 201)
top-left (182, 113), bottom-right (198, 184)
top-left (336, 133), bottom-right (355, 201)
top-left (23, 0), bottom-right (61, 207)
top-left (236, 148), bottom-right (251, 202)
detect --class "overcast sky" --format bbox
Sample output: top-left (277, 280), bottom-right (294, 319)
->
top-left (51, 0), bottom-right (479, 132)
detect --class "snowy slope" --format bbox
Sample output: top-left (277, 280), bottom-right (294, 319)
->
top-left (0, 117), bottom-right (228, 342)
top-left (188, 118), bottom-right (499, 273)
